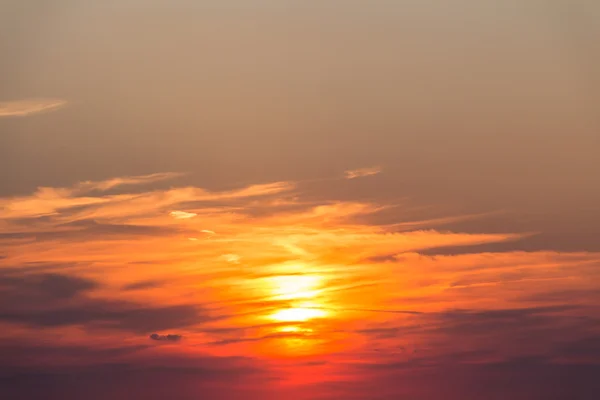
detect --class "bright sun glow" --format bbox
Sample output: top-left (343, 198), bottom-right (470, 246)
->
top-left (277, 325), bottom-right (313, 333)
top-left (271, 306), bottom-right (327, 322)
top-left (270, 274), bottom-right (322, 301)
top-left (267, 273), bottom-right (328, 323)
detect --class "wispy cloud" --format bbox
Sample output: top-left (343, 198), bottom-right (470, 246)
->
top-left (0, 171), bottom-right (599, 399)
top-left (77, 172), bottom-right (184, 192)
top-left (221, 254), bottom-right (241, 264)
top-left (0, 173), bottom-right (288, 220)
top-left (345, 166), bottom-right (383, 179)
top-left (0, 98), bottom-right (67, 118)
top-left (170, 211), bottom-right (197, 220)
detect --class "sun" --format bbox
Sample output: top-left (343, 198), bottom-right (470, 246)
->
top-left (270, 304), bottom-right (327, 322)
top-left (270, 274), bottom-right (322, 301)
top-left (267, 273), bottom-right (328, 323)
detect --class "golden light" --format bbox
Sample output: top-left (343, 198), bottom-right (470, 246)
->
top-left (270, 306), bottom-right (327, 322)
top-left (266, 273), bottom-right (329, 324)
top-left (277, 325), bottom-right (313, 333)
top-left (270, 274), bottom-right (322, 301)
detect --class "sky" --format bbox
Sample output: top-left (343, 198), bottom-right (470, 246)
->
top-left (1, 1), bottom-right (599, 399)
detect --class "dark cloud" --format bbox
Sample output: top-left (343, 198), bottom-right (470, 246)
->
top-left (59, 219), bottom-right (182, 236)
top-left (150, 333), bottom-right (183, 342)
top-left (0, 301), bottom-right (207, 333)
top-left (425, 305), bottom-right (584, 338)
top-left (519, 288), bottom-right (600, 303)
top-left (353, 304), bottom-right (600, 368)
top-left (0, 341), bottom-right (268, 400)
top-left (418, 241), bottom-right (524, 256)
top-left (0, 261), bottom-right (81, 274)
top-left (0, 270), bottom-right (211, 333)
top-left (5, 336), bottom-right (598, 400)
top-left (356, 326), bottom-right (406, 340)
top-left (0, 271), bottom-right (98, 303)
top-left (449, 270), bottom-right (530, 287)
top-left (553, 336), bottom-right (600, 361)
top-left (435, 305), bottom-right (578, 322)
top-left (345, 357), bottom-right (600, 400)
top-left (315, 306), bottom-right (422, 315)
top-left (207, 331), bottom-right (310, 346)
top-left (0, 341), bottom-right (149, 366)
top-left (33, 273), bottom-right (98, 299)
top-left (418, 217), bottom-right (600, 254)
top-left (0, 219), bottom-right (186, 243)
top-left (123, 280), bottom-right (164, 291)
top-left (364, 253), bottom-right (398, 263)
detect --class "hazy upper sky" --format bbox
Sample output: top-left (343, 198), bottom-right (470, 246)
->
top-left (1, 1), bottom-right (599, 399)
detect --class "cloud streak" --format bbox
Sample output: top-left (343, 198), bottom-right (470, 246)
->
top-left (170, 211), bottom-right (197, 220)
top-left (344, 166), bottom-right (383, 179)
top-left (0, 98), bottom-right (67, 118)
top-left (77, 172), bottom-right (184, 192)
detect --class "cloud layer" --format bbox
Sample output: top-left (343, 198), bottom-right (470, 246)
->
top-left (0, 172), bottom-right (598, 399)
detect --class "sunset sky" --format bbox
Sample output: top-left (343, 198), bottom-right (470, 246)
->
top-left (1, 1), bottom-right (600, 399)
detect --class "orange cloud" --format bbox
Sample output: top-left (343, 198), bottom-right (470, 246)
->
top-left (77, 172), bottom-right (184, 192)
top-left (1, 172), bottom-right (598, 376)
top-left (0, 98), bottom-right (67, 117)
top-left (0, 174), bottom-right (293, 220)
top-left (170, 211), bottom-right (198, 220)
top-left (344, 166), bottom-right (383, 179)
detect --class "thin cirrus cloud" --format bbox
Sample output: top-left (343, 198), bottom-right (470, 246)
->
top-left (76, 172), bottom-right (185, 193)
top-left (170, 211), bottom-right (198, 220)
top-left (345, 166), bottom-right (383, 179)
top-left (0, 98), bottom-right (67, 118)
top-left (221, 254), bottom-right (241, 264)
top-left (0, 174), bottom-right (291, 220)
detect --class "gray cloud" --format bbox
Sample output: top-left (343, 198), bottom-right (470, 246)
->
top-left (425, 305), bottom-right (583, 337)
top-left (0, 271), bottom-right (98, 303)
top-left (0, 271), bottom-right (210, 334)
top-left (0, 301), bottom-right (206, 334)
top-left (519, 288), bottom-right (600, 303)
top-left (0, 219), bottom-right (187, 243)
top-left (0, 340), bottom-right (266, 400)
top-left (364, 253), bottom-right (399, 263)
top-left (0, 341), bottom-right (149, 366)
top-left (123, 280), bottom-right (164, 291)
top-left (207, 331), bottom-right (311, 346)
top-left (347, 356), bottom-right (600, 400)
top-left (150, 333), bottom-right (183, 342)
